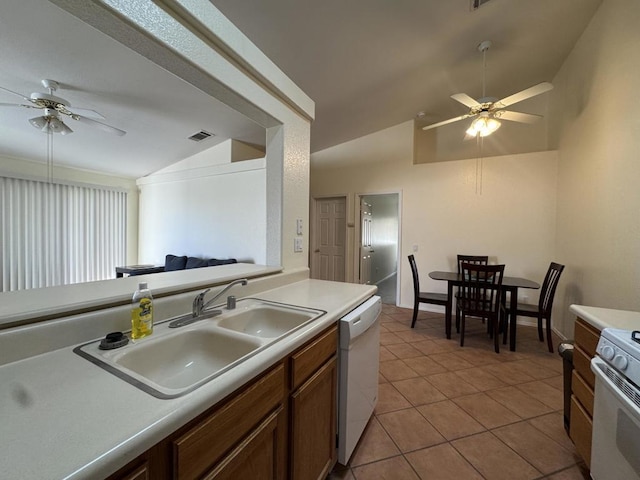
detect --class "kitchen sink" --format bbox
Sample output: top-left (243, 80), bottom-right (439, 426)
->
top-left (216, 299), bottom-right (322, 338)
top-left (74, 298), bottom-right (325, 398)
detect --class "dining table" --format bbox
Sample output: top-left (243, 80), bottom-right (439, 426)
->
top-left (428, 271), bottom-right (540, 351)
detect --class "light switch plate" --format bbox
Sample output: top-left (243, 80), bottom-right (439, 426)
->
top-left (296, 219), bottom-right (303, 235)
top-left (294, 237), bottom-right (303, 252)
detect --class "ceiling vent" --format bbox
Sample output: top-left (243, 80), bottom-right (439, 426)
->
top-left (188, 130), bottom-right (214, 142)
top-left (470, 0), bottom-right (492, 10)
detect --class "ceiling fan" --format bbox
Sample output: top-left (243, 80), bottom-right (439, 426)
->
top-left (422, 41), bottom-right (553, 137)
top-left (0, 79), bottom-right (126, 136)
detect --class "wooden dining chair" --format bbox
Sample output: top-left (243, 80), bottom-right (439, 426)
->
top-left (516, 262), bottom-right (565, 353)
top-left (455, 255), bottom-right (489, 332)
top-left (456, 262), bottom-right (505, 353)
top-left (408, 255), bottom-right (449, 328)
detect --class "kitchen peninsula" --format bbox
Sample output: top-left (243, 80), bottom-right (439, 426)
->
top-left (0, 266), bottom-right (376, 479)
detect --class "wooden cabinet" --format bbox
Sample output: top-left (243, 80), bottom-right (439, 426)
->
top-left (106, 324), bottom-right (338, 480)
top-left (569, 317), bottom-right (600, 469)
top-left (289, 325), bottom-right (338, 480)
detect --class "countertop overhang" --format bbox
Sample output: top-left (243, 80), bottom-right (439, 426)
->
top-left (570, 304), bottom-right (640, 331)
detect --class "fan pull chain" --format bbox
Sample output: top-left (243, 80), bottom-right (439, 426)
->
top-left (47, 129), bottom-right (53, 183)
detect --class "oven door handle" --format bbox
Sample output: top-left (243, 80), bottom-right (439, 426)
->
top-left (591, 356), bottom-right (640, 415)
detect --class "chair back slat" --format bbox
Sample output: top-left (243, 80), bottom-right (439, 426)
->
top-left (408, 254), bottom-right (420, 298)
top-left (538, 262), bottom-right (565, 314)
top-left (458, 263), bottom-right (505, 316)
top-left (457, 255), bottom-right (489, 274)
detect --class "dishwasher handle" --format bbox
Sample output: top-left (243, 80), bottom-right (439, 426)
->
top-left (339, 296), bottom-right (381, 349)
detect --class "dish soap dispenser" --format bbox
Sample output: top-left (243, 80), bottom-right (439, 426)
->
top-left (131, 282), bottom-right (153, 340)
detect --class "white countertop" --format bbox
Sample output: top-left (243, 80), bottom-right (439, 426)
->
top-left (570, 304), bottom-right (640, 331)
top-left (0, 278), bottom-right (376, 480)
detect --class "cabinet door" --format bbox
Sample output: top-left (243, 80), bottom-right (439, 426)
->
top-left (290, 356), bottom-right (337, 480)
top-left (204, 408), bottom-right (284, 480)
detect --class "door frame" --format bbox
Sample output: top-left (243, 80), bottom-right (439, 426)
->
top-left (354, 191), bottom-right (402, 303)
top-left (309, 194), bottom-right (349, 281)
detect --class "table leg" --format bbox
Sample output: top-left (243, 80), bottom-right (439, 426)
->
top-left (509, 287), bottom-right (518, 351)
top-left (445, 281), bottom-right (453, 339)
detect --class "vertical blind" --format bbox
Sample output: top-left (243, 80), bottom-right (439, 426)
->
top-left (1, 176), bottom-right (127, 292)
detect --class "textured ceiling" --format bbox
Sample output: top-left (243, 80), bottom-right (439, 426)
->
top-left (0, 0), bottom-right (602, 178)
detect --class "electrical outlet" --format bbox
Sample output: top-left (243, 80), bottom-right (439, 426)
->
top-left (296, 219), bottom-right (303, 235)
top-left (412, 244), bottom-right (418, 252)
top-left (294, 237), bottom-right (303, 252)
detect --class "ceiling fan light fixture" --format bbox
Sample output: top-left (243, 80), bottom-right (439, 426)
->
top-left (29, 116), bottom-right (47, 130)
top-left (466, 115), bottom-right (501, 137)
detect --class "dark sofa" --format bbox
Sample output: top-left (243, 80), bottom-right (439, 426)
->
top-left (164, 254), bottom-right (238, 272)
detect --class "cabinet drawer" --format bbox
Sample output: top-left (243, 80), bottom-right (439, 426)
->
top-left (571, 370), bottom-right (594, 417)
top-left (173, 363), bottom-right (285, 480)
top-left (573, 345), bottom-right (595, 390)
top-left (569, 394), bottom-right (592, 468)
top-left (290, 325), bottom-right (337, 390)
top-left (574, 317), bottom-right (600, 356)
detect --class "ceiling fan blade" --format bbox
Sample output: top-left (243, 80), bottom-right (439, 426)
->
top-left (493, 82), bottom-right (554, 109)
top-left (72, 115), bottom-right (126, 136)
top-left (451, 93), bottom-right (481, 109)
top-left (497, 110), bottom-right (543, 124)
top-left (0, 85), bottom-right (30, 101)
top-left (67, 107), bottom-right (106, 120)
top-left (422, 114), bottom-right (474, 131)
top-left (0, 102), bottom-right (39, 109)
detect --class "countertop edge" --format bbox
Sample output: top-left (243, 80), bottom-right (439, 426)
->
top-left (570, 304), bottom-right (640, 331)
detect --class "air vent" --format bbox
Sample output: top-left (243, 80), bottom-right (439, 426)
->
top-left (470, 0), bottom-right (492, 10)
top-left (188, 130), bottom-right (214, 142)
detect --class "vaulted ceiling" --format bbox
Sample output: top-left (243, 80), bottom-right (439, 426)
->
top-left (0, 0), bottom-right (601, 178)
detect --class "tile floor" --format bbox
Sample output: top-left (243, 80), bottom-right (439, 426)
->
top-left (329, 306), bottom-right (590, 480)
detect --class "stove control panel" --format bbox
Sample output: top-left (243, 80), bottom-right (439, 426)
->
top-left (597, 331), bottom-right (640, 382)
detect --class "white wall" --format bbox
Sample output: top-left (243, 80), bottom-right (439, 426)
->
top-left (137, 141), bottom-right (266, 264)
top-left (311, 121), bottom-right (559, 311)
top-left (551, 0), bottom-right (640, 335)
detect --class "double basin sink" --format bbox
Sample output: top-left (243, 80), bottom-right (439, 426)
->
top-left (74, 298), bottom-right (325, 398)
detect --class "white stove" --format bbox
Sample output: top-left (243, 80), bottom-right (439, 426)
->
top-left (591, 328), bottom-right (640, 480)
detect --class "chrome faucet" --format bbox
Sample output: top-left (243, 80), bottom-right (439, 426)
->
top-left (169, 278), bottom-right (248, 328)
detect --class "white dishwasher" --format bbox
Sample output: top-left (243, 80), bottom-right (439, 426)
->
top-left (337, 295), bottom-right (381, 465)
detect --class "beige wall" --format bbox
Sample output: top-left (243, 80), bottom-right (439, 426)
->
top-left (311, 121), bottom-right (559, 313)
top-left (551, 0), bottom-right (640, 334)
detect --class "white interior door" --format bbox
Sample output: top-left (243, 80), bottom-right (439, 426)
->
top-left (312, 197), bottom-right (346, 281)
top-left (359, 198), bottom-right (373, 285)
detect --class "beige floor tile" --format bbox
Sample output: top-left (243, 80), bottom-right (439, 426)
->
top-left (405, 443), bottom-right (484, 480)
top-left (542, 374), bottom-right (564, 391)
top-left (379, 372), bottom-right (389, 384)
top-left (545, 463), bottom-right (591, 480)
top-left (417, 400), bottom-right (485, 440)
top-left (328, 466), bottom-right (355, 480)
top-left (385, 342), bottom-right (424, 359)
top-left (425, 371), bottom-right (480, 398)
top-left (430, 352), bottom-right (475, 371)
top-left (401, 356), bottom-right (448, 376)
top-left (352, 455), bottom-right (419, 480)
top-left (486, 386), bottom-right (554, 419)
top-left (412, 339), bottom-right (453, 355)
top-left (528, 412), bottom-right (576, 452)
top-left (377, 407), bottom-right (445, 452)
top-left (383, 321), bottom-right (413, 332)
top-left (379, 359), bottom-right (420, 382)
top-left (529, 352), bottom-right (565, 374)
top-left (510, 359), bottom-right (558, 380)
top-left (453, 392), bottom-right (521, 429)
top-left (379, 346), bottom-right (398, 362)
top-left (516, 379), bottom-right (564, 410)
top-left (349, 417), bottom-right (400, 467)
top-left (380, 332), bottom-right (406, 346)
top-left (394, 328), bottom-right (442, 343)
top-left (455, 348), bottom-right (502, 366)
top-left (481, 362), bottom-right (537, 385)
top-left (451, 431), bottom-right (541, 480)
top-left (454, 367), bottom-right (508, 391)
top-left (375, 383), bottom-right (411, 414)
top-left (392, 377), bottom-right (446, 406)
top-left (492, 421), bottom-right (580, 474)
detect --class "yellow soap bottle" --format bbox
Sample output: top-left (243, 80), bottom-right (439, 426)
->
top-left (131, 282), bottom-right (153, 340)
